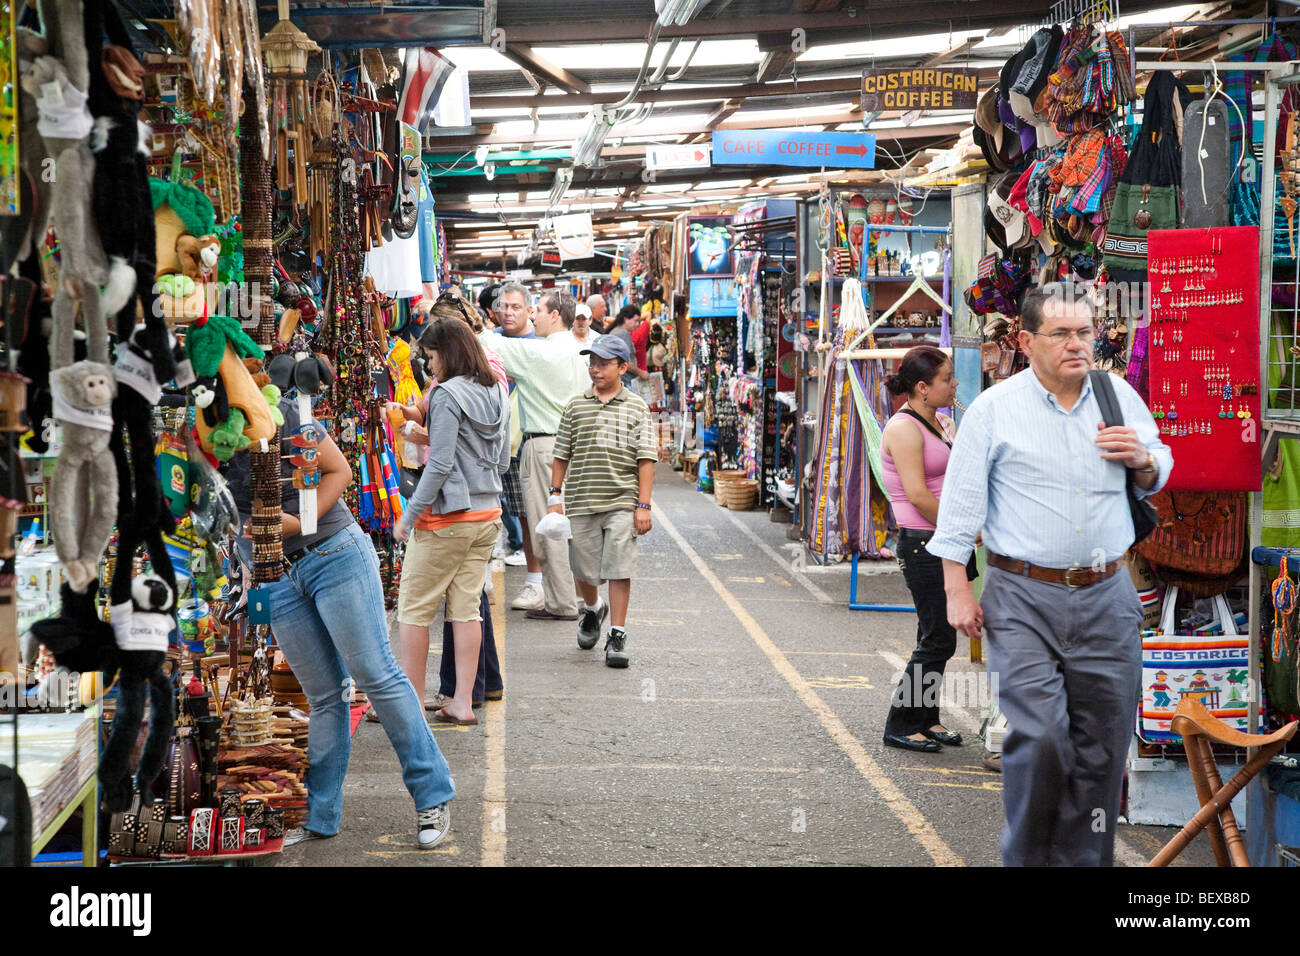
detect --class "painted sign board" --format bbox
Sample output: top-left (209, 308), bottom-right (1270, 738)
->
top-left (689, 277), bottom-right (738, 317)
top-left (646, 144), bottom-right (711, 171)
top-left (711, 129), bottom-right (876, 169)
top-left (861, 68), bottom-right (979, 112)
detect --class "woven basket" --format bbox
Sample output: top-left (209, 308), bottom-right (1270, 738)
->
top-left (712, 469), bottom-right (744, 503)
top-left (724, 479), bottom-right (760, 511)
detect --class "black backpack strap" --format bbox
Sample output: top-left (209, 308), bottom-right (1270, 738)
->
top-left (1089, 369), bottom-right (1124, 428)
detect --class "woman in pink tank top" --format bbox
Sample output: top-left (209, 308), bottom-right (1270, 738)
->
top-left (879, 346), bottom-right (975, 755)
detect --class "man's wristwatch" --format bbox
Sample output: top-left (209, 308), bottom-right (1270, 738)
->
top-left (549, 486), bottom-right (563, 495)
top-left (1134, 451), bottom-right (1157, 473)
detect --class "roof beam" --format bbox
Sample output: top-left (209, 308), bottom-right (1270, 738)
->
top-left (681, 98), bottom-right (742, 144)
top-left (495, 1), bottom-right (1178, 43)
top-left (500, 43), bottom-right (591, 94)
top-left (471, 75), bottom-right (862, 111)
top-left (432, 110), bottom-right (962, 148)
top-left (469, 66), bottom-right (1002, 112)
top-left (922, 37), bottom-right (984, 68)
top-left (755, 32), bottom-right (799, 84)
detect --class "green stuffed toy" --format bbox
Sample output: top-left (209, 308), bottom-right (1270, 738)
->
top-left (187, 314), bottom-right (268, 461)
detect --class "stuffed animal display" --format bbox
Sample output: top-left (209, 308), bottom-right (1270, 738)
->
top-left (48, 361), bottom-right (117, 592)
top-left (86, 0), bottom-right (174, 385)
top-left (187, 313), bottom-right (279, 460)
top-left (101, 571), bottom-right (177, 811)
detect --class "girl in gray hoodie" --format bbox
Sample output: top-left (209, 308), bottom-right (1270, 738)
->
top-left (394, 316), bottom-right (511, 725)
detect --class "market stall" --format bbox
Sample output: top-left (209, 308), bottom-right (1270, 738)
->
top-left (0, 0), bottom-right (459, 863)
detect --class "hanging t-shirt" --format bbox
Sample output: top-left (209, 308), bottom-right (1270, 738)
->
top-left (417, 172), bottom-right (439, 284)
top-left (365, 229), bottom-right (423, 299)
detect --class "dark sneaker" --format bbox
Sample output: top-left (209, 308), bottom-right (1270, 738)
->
top-left (604, 628), bottom-right (630, 668)
top-left (578, 602), bottom-right (608, 649)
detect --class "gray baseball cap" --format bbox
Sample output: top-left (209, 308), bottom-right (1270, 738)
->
top-left (581, 335), bottom-right (632, 362)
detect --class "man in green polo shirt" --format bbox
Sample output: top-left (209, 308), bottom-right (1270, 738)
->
top-left (548, 335), bottom-right (658, 668)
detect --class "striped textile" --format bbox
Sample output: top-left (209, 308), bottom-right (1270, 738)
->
top-left (928, 367), bottom-right (1172, 569)
top-left (554, 387), bottom-right (657, 517)
top-left (805, 330), bottom-right (892, 558)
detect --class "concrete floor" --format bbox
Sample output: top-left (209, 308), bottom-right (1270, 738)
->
top-left (269, 463), bottom-right (1211, 867)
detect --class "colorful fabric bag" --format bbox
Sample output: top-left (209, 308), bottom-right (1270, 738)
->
top-left (1101, 72), bottom-right (1190, 282)
top-left (1138, 586), bottom-right (1251, 743)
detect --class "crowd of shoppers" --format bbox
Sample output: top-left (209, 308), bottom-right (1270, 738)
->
top-left (248, 275), bottom-right (1165, 869)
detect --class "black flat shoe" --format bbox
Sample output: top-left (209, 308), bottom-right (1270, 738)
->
top-left (883, 733), bottom-right (941, 753)
top-left (922, 728), bottom-right (963, 746)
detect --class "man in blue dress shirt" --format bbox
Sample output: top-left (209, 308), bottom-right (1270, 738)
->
top-left (927, 283), bottom-right (1172, 866)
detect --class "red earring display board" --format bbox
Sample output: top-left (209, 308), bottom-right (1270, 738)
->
top-left (1145, 226), bottom-right (1261, 492)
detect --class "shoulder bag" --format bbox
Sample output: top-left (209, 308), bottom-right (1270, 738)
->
top-left (1101, 72), bottom-right (1190, 282)
top-left (1089, 370), bottom-right (1158, 543)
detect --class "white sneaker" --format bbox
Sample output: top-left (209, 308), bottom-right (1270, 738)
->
top-left (503, 549), bottom-right (527, 567)
top-left (283, 828), bottom-right (333, 848)
top-left (510, 581), bottom-right (544, 610)
top-left (416, 804), bottom-right (450, 849)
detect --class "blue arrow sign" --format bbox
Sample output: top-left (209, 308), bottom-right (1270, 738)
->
top-left (711, 129), bottom-right (877, 169)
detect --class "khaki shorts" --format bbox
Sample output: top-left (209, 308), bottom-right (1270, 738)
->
top-left (398, 519), bottom-right (501, 625)
top-left (568, 509), bottom-right (637, 585)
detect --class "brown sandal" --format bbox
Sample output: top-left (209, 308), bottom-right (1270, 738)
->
top-left (433, 708), bottom-right (478, 726)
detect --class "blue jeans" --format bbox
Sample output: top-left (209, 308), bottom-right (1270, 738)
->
top-left (501, 508), bottom-right (523, 552)
top-left (263, 523), bottom-right (455, 835)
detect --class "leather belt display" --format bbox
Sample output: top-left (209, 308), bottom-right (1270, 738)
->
top-left (987, 552), bottom-right (1120, 588)
top-left (521, 432), bottom-right (554, 440)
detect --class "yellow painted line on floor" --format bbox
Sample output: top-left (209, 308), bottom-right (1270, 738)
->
top-left (514, 693), bottom-right (786, 704)
top-left (481, 565), bottom-right (508, 867)
top-left (804, 675), bottom-right (875, 690)
top-left (654, 502), bottom-right (964, 867)
top-left (899, 765), bottom-right (1000, 777)
top-left (915, 780), bottom-right (1003, 792)
top-left (365, 832), bottom-right (461, 858)
top-left (526, 763), bottom-right (821, 775)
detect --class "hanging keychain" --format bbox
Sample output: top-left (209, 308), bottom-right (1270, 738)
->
top-left (1273, 557), bottom-right (1297, 662)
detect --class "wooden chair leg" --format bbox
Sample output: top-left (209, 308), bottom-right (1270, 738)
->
top-left (1150, 741), bottom-right (1284, 866)
top-left (1196, 744), bottom-right (1251, 867)
top-left (1185, 735), bottom-right (1232, 867)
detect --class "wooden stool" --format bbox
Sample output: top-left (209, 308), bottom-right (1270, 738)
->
top-left (1149, 698), bottom-right (1298, 867)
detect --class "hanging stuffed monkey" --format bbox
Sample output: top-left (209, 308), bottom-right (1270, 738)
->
top-left (85, 0), bottom-right (175, 384)
top-left (100, 570), bottom-right (177, 812)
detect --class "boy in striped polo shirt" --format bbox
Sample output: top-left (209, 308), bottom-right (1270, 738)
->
top-left (548, 335), bottom-right (658, 667)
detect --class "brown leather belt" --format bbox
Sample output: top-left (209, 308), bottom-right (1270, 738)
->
top-left (987, 552), bottom-right (1120, 588)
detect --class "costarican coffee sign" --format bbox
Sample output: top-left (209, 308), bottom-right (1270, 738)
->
top-left (861, 68), bottom-right (979, 112)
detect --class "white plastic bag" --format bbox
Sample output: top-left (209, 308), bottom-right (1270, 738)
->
top-left (534, 511), bottom-right (572, 541)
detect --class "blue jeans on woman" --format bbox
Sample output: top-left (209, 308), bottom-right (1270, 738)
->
top-left (261, 522), bottom-right (455, 835)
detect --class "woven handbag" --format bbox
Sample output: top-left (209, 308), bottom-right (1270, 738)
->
top-left (1134, 490), bottom-right (1248, 577)
top-left (1102, 72), bottom-right (1191, 282)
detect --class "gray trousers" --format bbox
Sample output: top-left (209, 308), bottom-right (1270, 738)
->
top-left (981, 566), bottom-right (1142, 866)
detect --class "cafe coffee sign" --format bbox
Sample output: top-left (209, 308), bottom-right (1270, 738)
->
top-left (861, 68), bottom-right (978, 111)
